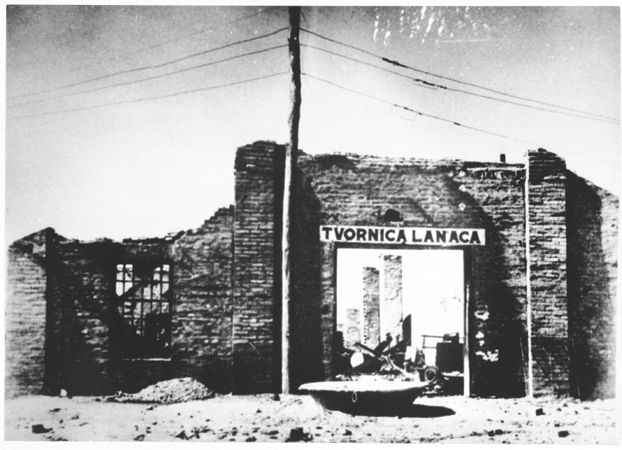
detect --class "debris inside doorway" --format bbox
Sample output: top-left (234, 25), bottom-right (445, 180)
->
top-left (335, 332), bottom-right (464, 396)
top-left (110, 378), bottom-right (214, 404)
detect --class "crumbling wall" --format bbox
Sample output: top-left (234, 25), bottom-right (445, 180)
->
top-left (49, 219), bottom-right (235, 395)
top-left (567, 173), bottom-right (618, 399)
top-left (5, 229), bottom-right (53, 397)
top-left (48, 240), bottom-right (124, 395)
top-left (172, 206), bottom-right (234, 393)
top-left (8, 207), bottom-right (235, 397)
top-left (46, 240), bottom-right (174, 394)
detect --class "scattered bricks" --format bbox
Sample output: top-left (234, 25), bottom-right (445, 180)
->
top-left (286, 427), bottom-right (313, 442)
top-left (175, 430), bottom-right (190, 440)
top-left (558, 430), bottom-right (570, 438)
top-left (32, 424), bottom-right (52, 434)
top-left (535, 408), bottom-right (545, 416)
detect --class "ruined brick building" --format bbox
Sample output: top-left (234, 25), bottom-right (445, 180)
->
top-left (6, 141), bottom-right (618, 400)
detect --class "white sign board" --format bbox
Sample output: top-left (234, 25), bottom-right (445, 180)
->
top-left (319, 225), bottom-right (485, 246)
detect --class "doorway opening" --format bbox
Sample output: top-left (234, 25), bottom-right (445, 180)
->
top-left (335, 247), bottom-right (467, 395)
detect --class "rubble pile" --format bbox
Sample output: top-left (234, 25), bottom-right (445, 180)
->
top-left (113, 378), bottom-right (214, 404)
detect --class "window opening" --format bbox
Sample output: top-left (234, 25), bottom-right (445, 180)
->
top-left (115, 263), bottom-right (171, 358)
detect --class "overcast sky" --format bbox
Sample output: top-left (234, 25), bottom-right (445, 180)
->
top-left (5, 5), bottom-right (620, 243)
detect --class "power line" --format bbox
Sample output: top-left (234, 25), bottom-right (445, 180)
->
top-left (10, 45), bottom-right (288, 109)
top-left (10, 27), bottom-right (288, 103)
top-left (302, 72), bottom-right (616, 165)
top-left (301, 43), bottom-right (618, 125)
top-left (8, 72), bottom-right (288, 121)
top-left (300, 27), bottom-right (619, 124)
top-left (55, 7), bottom-right (280, 78)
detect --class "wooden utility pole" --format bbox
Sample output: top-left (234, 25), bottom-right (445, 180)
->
top-left (281, 6), bottom-right (301, 394)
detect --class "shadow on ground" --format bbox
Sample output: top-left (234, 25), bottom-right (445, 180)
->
top-left (337, 403), bottom-right (456, 418)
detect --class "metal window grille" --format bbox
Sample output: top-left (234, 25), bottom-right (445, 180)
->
top-left (115, 263), bottom-right (171, 357)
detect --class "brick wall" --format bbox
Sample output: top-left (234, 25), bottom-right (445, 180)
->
top-left (48, 240), bottom-right (124, 395)
top-left (6, 229), bottom-right (52, 397)
top-left (7, 139), bottom-right (615, 399)
top-left (48, 239), bottom-right (177, 394)
top-left (527, 149), bottom-right (570, 396)
top-left (298, 151), bottom-right (528, 397)
top-left (290, 168), bottom-right (325, 390)
top-left (171, 206), bottom-right (234, 393)
top-left (362, 267), bottom-right (381, 347)
top-left (45, 209), bottom-right (236, 395)
top-left (232, 141), bottom-right (285, 393)
top-left (7, 205), bottom-right (236, 397)
top-left (566, 173), bottom-right (618, 399)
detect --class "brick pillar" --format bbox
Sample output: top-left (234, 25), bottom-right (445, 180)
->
top-left (6, 229), bottom-right (51, 397)
top-left (362, 267), bottom-right (380, 347)
top-left (527, 149), bottom-right (570, 396)
top-left (232, 141), bottom-right (285, 393)
top-left (383, 255), bottom-right (403, 341)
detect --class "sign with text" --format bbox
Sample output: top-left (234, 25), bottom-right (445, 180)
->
top-left (319, 225), bottom-right (486, 246)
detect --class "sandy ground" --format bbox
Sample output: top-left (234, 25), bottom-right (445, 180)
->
top-left (4, 393), bottom-right (620, 443)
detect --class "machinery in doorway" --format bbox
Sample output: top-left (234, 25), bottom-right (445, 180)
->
top-left (334, 325), bottom-right (464, 395)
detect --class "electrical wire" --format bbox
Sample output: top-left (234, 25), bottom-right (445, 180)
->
top-left (8, 72), bottom-right (288, 121)
top-left (300, 27), bottom-right (619, 124)
top-left (10, 45), bottom-right (287, 109)
top-left (54, 7), bottom-right (281, 78)
top-left (301, 43), bottom-right (618, 125)
top-left (9, 27), bottom-right (288, 103)
top-left (302, 72), bottom-right (616, 164)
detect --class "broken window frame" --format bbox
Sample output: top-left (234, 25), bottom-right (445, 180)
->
top-left (115, 262), bottom-right (172, 359)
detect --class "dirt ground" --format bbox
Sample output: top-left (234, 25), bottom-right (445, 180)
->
top-left (4, 393), bottom-right (620, 443)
